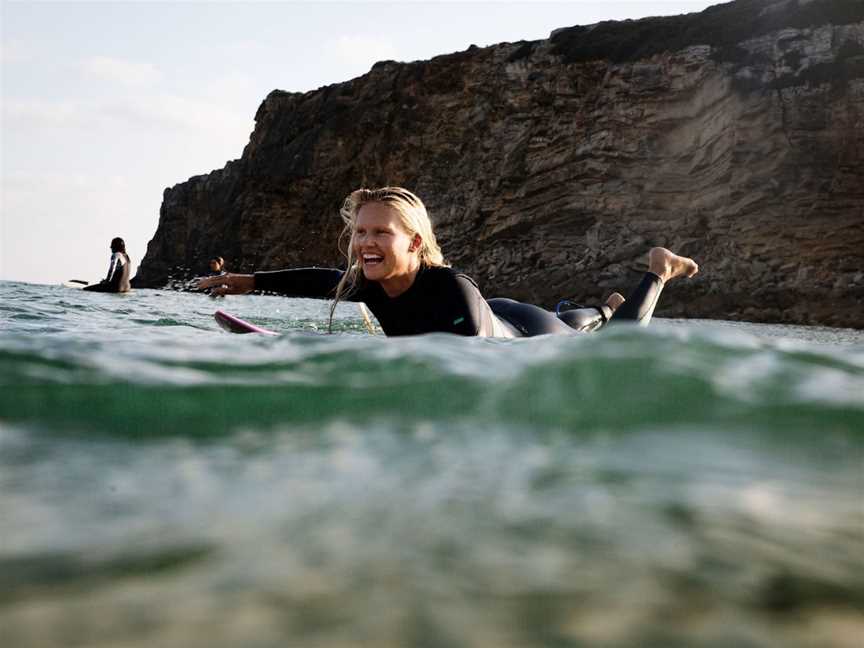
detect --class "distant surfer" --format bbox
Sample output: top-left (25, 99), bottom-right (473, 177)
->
top-left (195, 256), bottom-right (228, 294)
top-left (208, 256), bottom-right (226, 275)
top-left (83, 237), bottom-right (132, 293)
top-left (197, 187), bottom-right (698, 337)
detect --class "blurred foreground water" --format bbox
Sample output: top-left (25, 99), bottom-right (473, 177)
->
top-left (1, 281), bottom-right (862, 647)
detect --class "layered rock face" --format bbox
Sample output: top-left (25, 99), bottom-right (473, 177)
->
top-left (135, 0), bottom-right (864, 327)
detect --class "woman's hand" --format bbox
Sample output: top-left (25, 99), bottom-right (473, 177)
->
top-left (197, 273), bottom-right (255, 296)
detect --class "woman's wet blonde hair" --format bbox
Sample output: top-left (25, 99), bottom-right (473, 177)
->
top-left (328, 187), bottom-right (449, 332)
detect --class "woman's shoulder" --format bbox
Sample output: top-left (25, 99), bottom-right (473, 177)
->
top-left (419, 265), bottom-right (456, 283)
top-left (419, 266), bottom-right (480, 290)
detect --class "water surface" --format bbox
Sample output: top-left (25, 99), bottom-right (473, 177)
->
top-left (1, 281), bottom-right (862, 647)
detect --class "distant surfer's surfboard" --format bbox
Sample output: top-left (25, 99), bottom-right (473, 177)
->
top-left (64, 280), bottom-right (135, 294)
top-left (214, 310), bottom-right (279, 336)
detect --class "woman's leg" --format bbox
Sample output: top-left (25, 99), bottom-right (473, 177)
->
top-left (610, 273), bottom-right (664, 325)
top-left (487, 298), bottom-right (574, 336)
top-left (488, 248), bottom-right (697, 334)
top-left (556, 292), bottom-right (625, 332)
top-left (611, 247), bottom-right (699, 326)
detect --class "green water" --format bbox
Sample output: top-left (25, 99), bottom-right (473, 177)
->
top-left (1, 280), bottom-right (862, 647)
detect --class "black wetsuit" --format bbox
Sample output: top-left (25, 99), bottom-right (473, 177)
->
top-left (84, 252), bottom-right (131, 293)
top-left (256, 266), bottom-right (498, 336)
top-left (490, 272), bottom-right (665, 335)
top-left (255, 266), bottom-right (665, 337)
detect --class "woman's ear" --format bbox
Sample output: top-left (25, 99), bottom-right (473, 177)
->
top-left (409, 233), bottom-right (422, 253)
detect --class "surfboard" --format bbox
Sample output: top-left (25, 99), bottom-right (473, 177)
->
top-left (63, 280), bottom-right (89, 289)
top-left (214, 310), bottom-right (279, 336)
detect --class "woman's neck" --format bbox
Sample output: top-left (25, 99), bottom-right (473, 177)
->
top-left (378, 261), bottom-right (422, 298)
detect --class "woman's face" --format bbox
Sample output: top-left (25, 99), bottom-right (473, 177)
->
top-left (353, 202), bottom-right (420, 288)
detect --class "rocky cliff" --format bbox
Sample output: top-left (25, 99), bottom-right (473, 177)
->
top-left (135, 0), bottom-right (864, 328)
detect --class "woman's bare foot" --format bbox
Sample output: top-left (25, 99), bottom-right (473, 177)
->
top-left (647, 247), bottom-right (699, 283)
top-left (605, 292), bottom-right (625, 312)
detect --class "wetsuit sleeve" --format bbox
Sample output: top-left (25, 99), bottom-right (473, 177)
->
top-left (253, 268), bottom-right (345, 299)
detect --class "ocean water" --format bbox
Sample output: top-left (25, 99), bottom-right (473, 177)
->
top-left (1, 280), bottom-right (862, 648)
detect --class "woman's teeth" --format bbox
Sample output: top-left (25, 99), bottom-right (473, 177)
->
top-left (363, 254), bottom-right (383, 265)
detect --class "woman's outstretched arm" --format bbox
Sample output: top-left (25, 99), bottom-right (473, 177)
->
top-left (197, 273), bottom-right (255, 295)
top-left (197, 268), bottom-right (347, 299)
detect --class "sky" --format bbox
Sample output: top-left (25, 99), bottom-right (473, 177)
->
top-left (2, 0), bottom-right (718, 286)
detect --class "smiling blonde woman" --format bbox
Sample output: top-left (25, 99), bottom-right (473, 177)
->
top-left (197, 187), bottom-right (699, 337)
